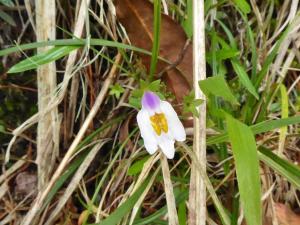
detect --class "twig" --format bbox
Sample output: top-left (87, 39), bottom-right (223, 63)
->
top-left (188, 1), bottom-right (206, 225)
top-left (157, 39), bottom-right (191, 78)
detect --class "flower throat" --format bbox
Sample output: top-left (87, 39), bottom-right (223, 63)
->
top-left (150, 113), bottom-right (168, 136)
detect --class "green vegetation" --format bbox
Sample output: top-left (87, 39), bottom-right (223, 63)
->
top-left (0, 1), bottom-right (299, 225)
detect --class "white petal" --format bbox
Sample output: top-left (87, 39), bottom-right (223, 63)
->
top-left (144, 141), bottom-right (157, 154)
top-left (160, 101), bottom-right (186, 142)
top-left (158, 136), bottom-right (175, 159)
top-left (137, 109), bottom-right (158, 155)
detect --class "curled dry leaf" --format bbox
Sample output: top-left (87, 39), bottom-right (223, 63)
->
top-left (115, 0), bottom-right (193, 105)
top-left (275, 203), bottom-right (300, 225)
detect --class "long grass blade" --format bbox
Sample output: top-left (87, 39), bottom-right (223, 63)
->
top-left (208, 116), bottom-right (300, 145)
top-left (149, 0), bottom-right (161, 81)
top-left (90, 178), bottom-right (151, 225)
top-left (258, 147), bottom-right (300, 189)
top-left (8, 46), bottom-right (79, 73)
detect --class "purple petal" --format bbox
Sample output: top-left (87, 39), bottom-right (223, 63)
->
top-left (142, 91), bottom-right (160, 110)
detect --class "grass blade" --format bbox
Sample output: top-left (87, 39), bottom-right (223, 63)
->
top-left (232, 0), bottom-right (251, 14)
top-left (231, 60), bottom-right (259, 99)
top-left (0, 0), bottom-right (14, 7)
top-left (8, 46), bottom-right (79, 73)
top-left (149, 0), bottom-right (161, 81)
top-left (133, 191), bottom-right (188, 225)
top-left (182, 0), bottom-right (193, 38)
top-left (44, 151), bottom-right (87, 207)
top-left (226, 114), bottom-right (262, 225)
top-left (0, 39), bottom-right (150, 57)
top-left (0, 9), bottom-right (16, 26)
top-left (208, 115), bottom-right (300, 145)
top-left (89, 178), bottom-right (151, 225)
top-left (254, 16), bottom-right (299, 88)
top-left (258, 147), bottom-right (300, 189)
top-left (278, 85), bottom-right (288, 154)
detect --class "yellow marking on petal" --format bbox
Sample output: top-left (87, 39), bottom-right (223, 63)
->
top-left (150, 113), bottom-right (168, 136)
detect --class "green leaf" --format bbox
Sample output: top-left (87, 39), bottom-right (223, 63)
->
top-left (231, 60), bottom-right (259, 99)
top-left (207, 48), bottom-right (240, 62)
top-left (216, 48), bottom-right (240, 61)
top-left (0, 10), bottom-right (16, 26)
top-left (226, 115), bottom-right (262, 225)
top-left (129, 79), bottom-right (165, 109)
top-left (208, 115), bottom-right (300, 145)
top-left (0, 124), bottom-right (5, 133)
top-left (89, 178), bottom-right (151, 225)
top-left (148, 79), bottom-right (161, 92)
top-left (0, 0), bottom-right (14, 7)
top-left (182, 0), bottom-right (193, 38)
top-left (254, 22), bottom-right (293, 88)
top-left (109, 84), bottom-right (125, 99)
top-left (44, 152), bottom-right (87, 208)
top-left (235, 7), bottom-right (257, 79)
top-left (178, 199), bottom-right (187, 225)
top-left (128, 156), bottom-right (150, 176)
top-left (279, 85), bottom-right (288, 150)
top-left (199, 75), bottom-right (239, 105)
top-left (216, 19), bottom-right (238, 49)
top-left (8, 46), bottom-right (79, 73)
top-left (133, 190), bottom-right (188, 225)
top-left (232, 0), bottom-right (251, 14)
top-left (183, 91), bottom-right (204, 117)
top-left (258, 147), bottom-right (300, 189)
top-left (0, 39), bottom-right (151, 57)
top-left (149, 0), bottom-right (161, 81)
top-left (129, 97), bottom-right (141, 109)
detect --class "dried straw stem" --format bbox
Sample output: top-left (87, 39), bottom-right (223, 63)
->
top-left (35, 0), bottom-right (59, 190)
top-left (188, 0), bottom-right (207, 225)
top-left (160, 153), bottom-right (179, 225)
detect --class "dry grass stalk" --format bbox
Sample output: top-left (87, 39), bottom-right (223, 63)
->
top-left (128, 155), bottom-right (160, 225)
top-left (181, 143), bottom-right (230, 224)
top-left (0, 182), bottom-right (8, 200)
top-left (0, 155), bottom-right (27, 200)
top-left (5, 0), bottom-right (92, 163)
top-left (35, 0), bottom-right (59, 190)
top-left (188, 0), bottom-right (207, 225)
top-left (64, 0), bottom-right (91, 140)
top-left (0, 155), bottom-right (27, 184)
top-left (21, 53), bottom-right (122, 225)
top-left (160, 153), bottom-right (179, 225)
top-left (24, 0), bottom-right (36, 34)
top-left (44, 141), bottom-right (107, 225)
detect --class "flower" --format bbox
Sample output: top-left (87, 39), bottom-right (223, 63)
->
top-left (137, 91), bottom-right (186, 159)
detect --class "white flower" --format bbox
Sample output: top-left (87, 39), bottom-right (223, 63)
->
top-left (137, 91), bottom-right (186, 159)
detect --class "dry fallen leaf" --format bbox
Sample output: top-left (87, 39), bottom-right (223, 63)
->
top-left (115, 0), bottom-right (193, 104)
top-left (14, 171), bottom-right (37, 199)
top-left (275, 203), bottom-right (300, 225)
top-left (119, 114), bottom-right (134, 151)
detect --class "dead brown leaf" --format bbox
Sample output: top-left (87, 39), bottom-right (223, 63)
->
top-left (115, 0), bottom-right (193, 104)
top-left (119, 114), bottom-right (134, 151)
top-left (275, 203), bottom-right (300, 225)
top-left (14, 171), bottom-right (37, 200)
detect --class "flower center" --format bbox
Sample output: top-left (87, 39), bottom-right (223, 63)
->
top-left (150, 113), bottom-right (168, 136)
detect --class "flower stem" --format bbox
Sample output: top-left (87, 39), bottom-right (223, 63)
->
top-left (160, 152), bottom-right (179, 225)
